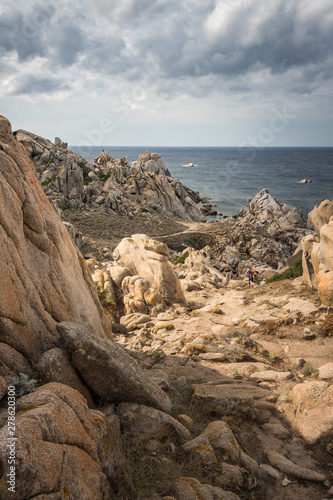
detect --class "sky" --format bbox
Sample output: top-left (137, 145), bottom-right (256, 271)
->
top-left (1, 0), bottom-right (333, 147)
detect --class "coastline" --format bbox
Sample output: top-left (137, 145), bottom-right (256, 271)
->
top-left (71, 145), bottom-right (333, 218)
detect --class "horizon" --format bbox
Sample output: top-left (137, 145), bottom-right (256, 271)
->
top-left (71, 144), bottom-right (333, 149)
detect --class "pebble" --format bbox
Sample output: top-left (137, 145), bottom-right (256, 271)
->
top-left (282, 478), bottom-right (292, 486)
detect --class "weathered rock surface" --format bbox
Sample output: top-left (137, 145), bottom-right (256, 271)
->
top-left (201, 420), bottom-right (258, 472)
top-left (16, 130), bottom-right (205, 221)
top-left (182, 435), bottom-right (217, 464)
top-left (116, 402), bottom-right (191, 442)
top-left (302, 199), bottom-right (333, 304)
top-left (289, 381), bottom-right (333, 443)
top-left (57, 322), bottom-right (171, 412)
top-left (192, 382), bottom-right (272, 415)
top-left (318, 362), bottom-right (333, 380)
top-left (0, 116), bottom-right (110, 376)
top-left (267, 450), bottom-right (326, 481)
top-left (122, 275), bottom-right (163, 315)
top-left (0, 383), bottom-right (123, 499)
top-left (308, 199), bottom-right (333, 238)
top-left (120, 313), bottom-right (151, 331)
top-left (249, 370), bottom-right (293, 382)
top-left (175, 477), bottom-right (241, 500)
top-left (0, 375), bottom-right (7, 401)
top-left (36, 348), bottom-right (93, 405)
top-left (167, 189), bottom-right (313, 276)
top-left (114, 234), bottom-right (185, 304)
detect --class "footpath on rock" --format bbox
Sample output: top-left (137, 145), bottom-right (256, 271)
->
top-left (0, 118), bottom-right (333, 500)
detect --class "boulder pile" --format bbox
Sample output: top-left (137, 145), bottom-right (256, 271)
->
top-left (15, 130), bottom-right (205, 222)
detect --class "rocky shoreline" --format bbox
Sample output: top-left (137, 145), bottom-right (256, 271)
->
top-left (0, 117), bottom-right (333, 500)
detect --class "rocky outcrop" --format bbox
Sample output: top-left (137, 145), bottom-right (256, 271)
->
top-left (131, 151), bottom-right (205, 221)
top-left (302, 199), bottom-right (333, 304)
top-left (308, 199), bottom-right (333, 238)
top-left (0, 116), bottom-right (110, 377)
top-left (114, 234), bottom-right (185, 305)
top-left (16, 130), bottom-right (205, 221)
top-left (57, 321), bottom-right (172, 413)
top-left (116, 402), bottom-right (191, 442)
top-left (165, 189), bottom-right (313, 276)
top-left (216, 189), bottom-right (312, 271)
top-left (122, 275), bottom-right (163, 315)
top-left (0, 383), bottom-right (124, 500)
top-left (289, 381), bottom-right (333, 444)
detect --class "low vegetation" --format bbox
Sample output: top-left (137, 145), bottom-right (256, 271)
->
top-left (174, 251), bottom-right (189, 265)
top-left (267, 259), bottom-right (303, 283)
top-left (41, 175), bottom-right (57, 187)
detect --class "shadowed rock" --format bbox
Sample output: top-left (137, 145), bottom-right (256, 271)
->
top-left (57, 322), bottom-right (172, 413)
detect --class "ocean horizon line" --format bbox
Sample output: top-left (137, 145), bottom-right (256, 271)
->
top-left (70, 145), bottom-right (333, 150)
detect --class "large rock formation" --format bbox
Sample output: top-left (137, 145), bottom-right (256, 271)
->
top-left (290, 381), bottom-right (333, 444)
top-left (238, 189), bottom-right (308, 244)
top-left (57, 322), bottom-right (172, 413)
top-left (114, 234), bottom-right (185, 305)
top-left (302, 199), bottom-right (333, 304)
top-left (170, 189), bottom-right (313, 275)
top-left (0, 116), bottom-right (110, 376)
top-left (15, 130), bottom-right (205, 222)
top-left (0, 383), bottom-right (123, 499)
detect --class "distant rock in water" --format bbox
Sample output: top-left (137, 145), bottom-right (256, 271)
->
top-left (300, 179), bottom-right (312, 184)
top-left (15, 130), bottom-right (205, 222)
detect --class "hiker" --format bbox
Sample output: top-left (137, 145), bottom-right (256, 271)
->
top-left (246, 265), bottom-right (253, 288)
top-left (254, 271), bottom-right (261, 285)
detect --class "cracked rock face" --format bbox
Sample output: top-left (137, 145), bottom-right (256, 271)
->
top-left (0, 383), bottom-right (121, 500)
top-left (0, 116), bottom-right (110, 376)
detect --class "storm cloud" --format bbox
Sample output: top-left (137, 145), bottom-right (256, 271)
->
top-left (0, 0), bottom-right (332, 145)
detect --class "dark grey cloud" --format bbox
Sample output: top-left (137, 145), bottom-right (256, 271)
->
top-left (0, 10), bottom-right (46, 61)
top-left (1, 0), bottom-right (333, 99)
top-left (13, 75), bottom-right (70, 95)
top-left (47, 23), bottom-right (86, 66)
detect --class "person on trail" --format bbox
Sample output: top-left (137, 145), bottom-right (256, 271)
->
top-left (254, 271), bottom-right (261, 285)
top-left (246, 266), bottom-right (253, 288)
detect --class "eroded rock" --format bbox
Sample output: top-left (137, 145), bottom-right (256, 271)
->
top-left (0, 117), bottom-right (110, 376)
top-left (289, 381), bottom-right (333, 443)
top-left (0, 383), bottom-right (122, 499)
top-left (114, 234), bottom-right (185, 304)
top-left (57, 322), bottom-right (171, 413)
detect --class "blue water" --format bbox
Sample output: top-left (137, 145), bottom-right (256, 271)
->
top-left (71, 146), bottom-right (333, 217)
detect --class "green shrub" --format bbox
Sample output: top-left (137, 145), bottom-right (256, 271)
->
top-left (140, 207), bottom-right (149, 212)
top-left (5, 373), bottom-right (39, 397)
top-left (41, 175), bottom-right (57, 187)
top-left (267, 259), bottom-right (303, 283)
top-left (112, 323), bottom-right (128, 334)
top-left (174, 251), bottom-right (189, 265)
top-left (99, 173), bottom-right (111, 182)
top-left (82, 166), bottom-right (93, 185)
top-left (303, 365), bottom-right (319, 377)
top-left (60, 203), bottom-right (71, 211)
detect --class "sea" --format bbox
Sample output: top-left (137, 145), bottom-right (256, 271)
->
top-left (71, 146), bottom-right (333, 218)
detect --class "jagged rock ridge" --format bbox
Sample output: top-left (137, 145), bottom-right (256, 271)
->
top-left (15, 129), bottom-right (205, 222)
